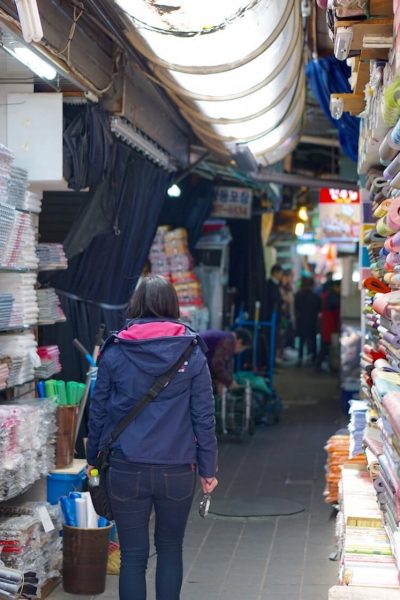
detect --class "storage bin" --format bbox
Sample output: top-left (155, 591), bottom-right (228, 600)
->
top-left (63, 523), bottom-right (112, 595)
top-left (47, 459), bottom-right (87, 505)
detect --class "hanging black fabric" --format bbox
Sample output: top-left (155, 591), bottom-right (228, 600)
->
top-left (50, 142), bottom-right (170, 303)
top-left (229, 216), bottom-right (266, 317)
top-left (63, 103), bottom-right (113, 192)
top-left (41, 142), bottom-right (170, 382)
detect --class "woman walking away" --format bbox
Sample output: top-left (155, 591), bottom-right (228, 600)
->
top-left (295, 277), bottom-right (321, 366)
top-left (87, 275), bottom-right (218, 600)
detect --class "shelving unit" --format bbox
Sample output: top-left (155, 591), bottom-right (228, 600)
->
top-left (326, 2), bottom-right (400, 596)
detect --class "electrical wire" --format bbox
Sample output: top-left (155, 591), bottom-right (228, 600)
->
top-left (55, 3), bottom-right (84, 62)
top-left (118, 0), bottom-right (262, 37)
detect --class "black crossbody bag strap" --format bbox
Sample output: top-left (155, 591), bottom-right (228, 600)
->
top-left (109, 336), bottom-right (198, 444)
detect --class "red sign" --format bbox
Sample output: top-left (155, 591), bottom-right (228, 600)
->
top-left (319, 188), bottom-right (360, 204)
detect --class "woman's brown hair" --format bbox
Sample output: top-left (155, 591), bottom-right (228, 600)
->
top-left (127, 275), bottom-right (180, 320)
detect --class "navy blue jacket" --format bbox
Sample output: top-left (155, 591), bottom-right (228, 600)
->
top-left (87, 319), bottom-right (218, 478)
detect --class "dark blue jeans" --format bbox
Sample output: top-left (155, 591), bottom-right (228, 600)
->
top-left (107, 451), bottom-right (196, 600)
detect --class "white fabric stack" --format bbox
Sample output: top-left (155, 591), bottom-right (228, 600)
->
top-left (0, 274), bottom-right (39, 326)
top-left (0, 332), bottom-right (38, 387)
top-left (37, 244), bottom-right (68, 271)
top-left (0, 145), bottom-right (14, 201)
top-left (7, 167), bottom-right (28, 210)
top-left (37, 288), bottom-right (66, 324)
top-left (24, 191), bottom-right (42, 213)
top-left (0, 361), bottom-right (9, 390)
top-left (0, 209), bottom-right (38, 270)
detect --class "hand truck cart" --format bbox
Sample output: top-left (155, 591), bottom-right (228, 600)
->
top-left (215, 380), bottom-right (255, 440)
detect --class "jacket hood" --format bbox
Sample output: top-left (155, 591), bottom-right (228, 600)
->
top-left (104, 319), bottom-right (204, 376)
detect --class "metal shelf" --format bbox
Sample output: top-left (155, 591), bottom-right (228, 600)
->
top-left (0, 266), bottom-right (37, 273)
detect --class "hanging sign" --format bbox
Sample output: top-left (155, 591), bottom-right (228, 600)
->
top-left (319, 187), bottom-right (360, 241)
top-left (211, 187), bottom-right (253, 219)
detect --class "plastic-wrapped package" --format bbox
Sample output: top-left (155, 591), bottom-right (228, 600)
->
top-left (0, 399), bottom-right (57, 500)
top-left (0, 274), bottom-right (39, 328)
top-left (0, 332), bottom-right (39, 388)
top-left (0, 503), bottom-right (62, 598)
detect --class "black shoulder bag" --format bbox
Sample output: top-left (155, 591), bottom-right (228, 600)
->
top-left (90, 337), bottom-right (198, 521)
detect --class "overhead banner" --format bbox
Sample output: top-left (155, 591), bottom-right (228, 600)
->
top-left (211, 187), bottom-right (253, 220)
top-left (319, 187), bottom-right (360, 241)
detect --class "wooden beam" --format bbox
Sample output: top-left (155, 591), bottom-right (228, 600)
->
top-left (360, 47), bottom-right (390, 60)
top-left (330, 93), bottom-right (365, 115)
top-left (334, 18), bottom-right (393, 50)
top-left (369, 0), bottom-right (393, 17)
top-left (354, 61), bottom-right (370, 95)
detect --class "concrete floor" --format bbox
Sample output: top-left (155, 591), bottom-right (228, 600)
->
top-left (50, 366), bottom-right (344, 600)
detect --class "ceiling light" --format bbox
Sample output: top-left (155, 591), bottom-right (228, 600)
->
top-left (295, 222), bottom-right (305, 237)
top-left (2, 44), bottom-right (57, 79)
top-left (167, 184), bottom-right (182, 198)
top-left (298, 206), bottom-right (308, 222)
top-left (15, 0), bottom-right (43, 43)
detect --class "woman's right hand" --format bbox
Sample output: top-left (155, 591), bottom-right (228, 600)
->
top-left (200, 476), bottom-right (218, 494)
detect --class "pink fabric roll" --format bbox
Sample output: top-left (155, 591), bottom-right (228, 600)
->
top-left (316, 0), bottom-right (328, 8)
top-left (385, 230), bottom-right (400, 252)
top-left (382, 392), bottom-right (400, 440)
top-left (373, 291), bottom-right (400, 317)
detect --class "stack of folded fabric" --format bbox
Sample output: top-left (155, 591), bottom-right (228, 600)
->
top-left (148, 226), bottom-right (170, 278)
top-left (0, 273), bottom-right (39, 327)
top-left (0, 332), bottom-right (38, 387)
top-left (0, 210), bottom-right (38, 270)
top-left (164, 229), bottom-right (204, 308)
top-left (0, 145), bottom-right (14, 200)
top-left (0, 360), bottom-right (9, 390)
top-left (35, 346), bottom-right (62, 379)
top-left (37, 244), bottom-right (68, 271)
top-left (348, 399), bottom-right (369, 458)
top-left (324, 432), bottom-right (367, 505)
top-left (149, 227), bottom-right (209, 329)
top-left (336, 465), bottom-right (400, 590)
top-left (0, 293), bottom-right (14, 329)
top-left (37, 288), bottom-right (66, 325)
top-left (7, 167), bottom-right (28, 210)
top-left (24, 191), bottom-right (42, 213)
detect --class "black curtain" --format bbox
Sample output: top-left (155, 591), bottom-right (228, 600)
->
top-left (228, 215), bottom-right (266, 318)
top-left (41, 142), bottom-right (171, 381)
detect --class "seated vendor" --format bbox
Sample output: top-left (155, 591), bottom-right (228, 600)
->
top-left (201, 328), bottom-right (252, 395)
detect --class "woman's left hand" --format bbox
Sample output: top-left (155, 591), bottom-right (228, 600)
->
top-left (87, 465), bottom-right (96, 477)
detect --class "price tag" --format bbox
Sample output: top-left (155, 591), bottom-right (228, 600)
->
top-left (36, 505), bottom-right (55, 533)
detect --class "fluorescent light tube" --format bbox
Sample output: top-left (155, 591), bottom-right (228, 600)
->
top-left (15, 0), bottom-right (43, 43)
top-left (3, 44), bottom-right (57, 79)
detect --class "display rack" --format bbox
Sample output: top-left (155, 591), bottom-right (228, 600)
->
top-left (325, 1), bottom-right (400, 595)
top-left (0, 145), bottom-right (64, 596)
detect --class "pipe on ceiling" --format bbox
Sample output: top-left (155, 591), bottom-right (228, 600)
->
top-left (300, 135), bottom-right (340, 148)
top-left (252, 170), bottom-right (358, 190)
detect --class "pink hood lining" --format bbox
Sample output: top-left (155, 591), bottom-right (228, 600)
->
top-left (118, 322), bottom-right (186, 341)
